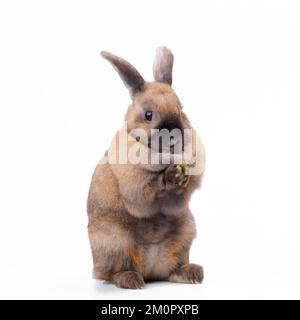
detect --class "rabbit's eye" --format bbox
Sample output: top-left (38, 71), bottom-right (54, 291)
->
top-left (145, 111), bottom-right (153, 121)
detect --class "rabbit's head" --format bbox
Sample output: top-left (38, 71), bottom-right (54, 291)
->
top-left (101, 47), bottom-right (193, 157)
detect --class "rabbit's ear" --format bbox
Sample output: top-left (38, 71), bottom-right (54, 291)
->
top-left (101, 51), bottom-right (145, 97)
top-left (153, 46), bottom-right (174, 85)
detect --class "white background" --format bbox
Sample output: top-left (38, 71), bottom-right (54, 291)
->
top-left (0, 0), bottom-right (300, 300)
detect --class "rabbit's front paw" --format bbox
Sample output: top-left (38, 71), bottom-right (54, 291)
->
top-left (164, 163), bottom-right (190, 187)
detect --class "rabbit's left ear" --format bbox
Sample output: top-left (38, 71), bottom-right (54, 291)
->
top-left (101, 51), bottom-right (145, 98)
top-left (153, 46), bottom-right (174, 85)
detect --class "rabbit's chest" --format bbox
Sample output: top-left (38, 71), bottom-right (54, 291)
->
top-left (135, 213), bottom-right (177, 244)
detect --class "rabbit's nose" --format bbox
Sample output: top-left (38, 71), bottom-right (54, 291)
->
top-left (158, 119), bottom-right (183, 132)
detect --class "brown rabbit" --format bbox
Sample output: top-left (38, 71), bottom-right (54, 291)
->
top-left (87, 47), bottom-right (206, 289)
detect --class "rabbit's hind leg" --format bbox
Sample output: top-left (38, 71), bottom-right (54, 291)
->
top-left (113, 271), bottom-right (145, 289)
top-left (169, 263), bottom-right (204, 284)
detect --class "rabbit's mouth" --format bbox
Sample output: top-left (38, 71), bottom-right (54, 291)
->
top-left (147, 136), bottom-right (182, 155)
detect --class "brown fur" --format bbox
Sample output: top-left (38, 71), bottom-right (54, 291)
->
top-left (87, 47), bottom-right (205, 289)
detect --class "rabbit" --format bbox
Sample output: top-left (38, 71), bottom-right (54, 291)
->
top-left (87, 47), bottom-right (206, 289)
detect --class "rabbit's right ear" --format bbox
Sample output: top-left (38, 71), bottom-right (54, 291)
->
top-left (101, 51), bottom-right (145, 98)
top-left (153, 46), bottom-right (174, 85)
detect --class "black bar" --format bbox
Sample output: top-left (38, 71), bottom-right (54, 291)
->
top-left (0, 300), bottom-right (296, 319)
